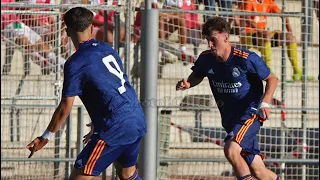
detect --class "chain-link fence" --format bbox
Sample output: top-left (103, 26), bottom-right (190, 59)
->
top-left (1, 0), bottom-right (319, 179)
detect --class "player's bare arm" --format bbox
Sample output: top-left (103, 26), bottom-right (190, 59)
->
top-left (176, 71), bottom-right (204, 91)
top-left (26, 96), bottom-right (75, 158)
top-left (260, 73), bottom-right (278, 120)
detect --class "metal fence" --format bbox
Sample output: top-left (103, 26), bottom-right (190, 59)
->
top-left (1, 0), bottom-right (319, 179)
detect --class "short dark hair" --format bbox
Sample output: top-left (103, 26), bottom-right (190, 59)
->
top-left (63, 7), bottom-right (94, 32)
top-left (202, 17), bottom-right (231, 36)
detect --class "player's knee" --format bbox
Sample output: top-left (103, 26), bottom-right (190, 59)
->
top-left (223, 140), bottom-right (242, 161)
top-left (119, 170), bottom-right (140, 180)
top-left (115, 163), bottom-right (137, 180)
top-left (251, 166), bottom-right (268, 179)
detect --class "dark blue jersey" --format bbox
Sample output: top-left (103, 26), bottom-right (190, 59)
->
top-left (62, 39), bottom-right (146, 146)
top-left (191, 47), bottom-right (270, 132)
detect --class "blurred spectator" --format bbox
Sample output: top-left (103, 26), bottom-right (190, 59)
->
top-left (155, 0), bottom-right (190, 63)
top-left (2, 0), bottom-right (66, 74)
top-left (17, 0), bottom-right (56, 42)
top-left (199, 0), bottom-right (234, 22)
top-left (89, 0), bottom-right (127, 44)
top-left (239, 0), bottom-right (313, 81)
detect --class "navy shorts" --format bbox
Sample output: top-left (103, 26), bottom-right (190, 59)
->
top-left (225, 114), bottom-right (264, 165)
top-left (74, 134), bottom-right (142, 176)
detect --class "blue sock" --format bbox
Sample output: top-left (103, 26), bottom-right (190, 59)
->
top-left (238, 174), bottom-right (252, 180)
top-left (120, 170), bottom-right (142, 180)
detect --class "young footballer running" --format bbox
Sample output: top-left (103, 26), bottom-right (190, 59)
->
top-left (176, 17), bottom-right (280, 180)
top-left (26, 7), bottom-right (146, 180)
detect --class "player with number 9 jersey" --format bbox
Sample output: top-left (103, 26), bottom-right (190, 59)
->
top-left (62, 38), bottom-right (147, 146)
top-left (26, 7), bottom-right (145, 179)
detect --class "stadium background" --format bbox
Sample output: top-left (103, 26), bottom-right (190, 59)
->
top-left (1, 0), bottom-right (319, 179)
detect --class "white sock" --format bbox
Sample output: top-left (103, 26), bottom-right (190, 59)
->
top-left (180, 45), bottom-right (187, 53)
top-left (29, 52), bottom-right (46, 66)
top-left (47, 52), bottom-right (66, 65)
top-left (130, 42), bottom-right (135, 51)
top-left (47, 52), bottom-right (66, 72)
top-left (161, 48), bottom-right (167, 55)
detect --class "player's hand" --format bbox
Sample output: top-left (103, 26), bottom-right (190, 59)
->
top-left (26, 137), bottom-right (49, 158)
top-left (259, 107), bottom-right (270, 120)
top-left (83, 123), bottom-right (94, 144)
top-left (176, 79), bottom-right (190, 91)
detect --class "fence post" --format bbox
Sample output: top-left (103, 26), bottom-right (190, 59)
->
top-left (280, 0), bottom-right (287, 179)
top-left (53, 13), bottom-right (63, 180)
top-left (301, 1), bottom-right (310, 179)
top-left (124, 0), bottom-right (132, 75)
top-left (65, 115), bottom-right (72, 178)
top-left (139, 1), bottom-right (159, 179)
top-left (77, 106), bottom-right (84, 155)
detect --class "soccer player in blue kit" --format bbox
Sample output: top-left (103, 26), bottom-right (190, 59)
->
top-left (176, 17), bottom-right (280, 180)
top-left (26, 7), bottom-right (146, 180)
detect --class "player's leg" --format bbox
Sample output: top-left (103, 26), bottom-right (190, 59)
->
top-left (115, 137), bottom-right (142, 180)
top-left (224, 114), bottom-right (264, 179)
top-left (224, 139), bottom-right (252, 179)
top-left (69, 135), bottom-right (126, 180)
top-left (249, 155), bottom-right (280, 180)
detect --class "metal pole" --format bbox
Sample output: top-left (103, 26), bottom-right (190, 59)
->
top-left (301, 0), bottom-right (309, 179)
top-left (308, 0), bottom-right (314, 45)
top-left (138, 1), bottom-right (159, 178)
top-left (76, 106), bottom-right (84, 155)
top-left (54, 14), bottom-right (62, 180)
top-left (114, 11), bottom-right (120, 52)
top-left (16, 109), bottom-right (20, 141)
top-left (124, 0), bottom-right (131, 75)
top-left (102, 171), bottom-right (107, 180)
top-left (103, 3), bottom-right (109, 43)
top-left (280, 0), bottom-right (287, 179)
top-left (65, 115), bottom-right (72, 178)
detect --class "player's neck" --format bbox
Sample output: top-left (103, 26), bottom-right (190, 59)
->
top-left (222, 45), bottom-right (232, 62)
top-left (72, 33), bottom-right (93, 49)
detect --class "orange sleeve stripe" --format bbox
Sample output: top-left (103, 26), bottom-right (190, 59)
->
top-left (233, 51), bottom-right (249, 59)
top-left (235, 114), bottom-right (257, 144)
top-left (244, 176), bottom-right (253, 180)
top-left (84, 140), bottom-right (106, 175)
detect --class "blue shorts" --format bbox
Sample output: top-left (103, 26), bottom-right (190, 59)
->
top-left (224, 114), bottom-right (264, 165)
top-left (74, 134), bottom-right (142, 176)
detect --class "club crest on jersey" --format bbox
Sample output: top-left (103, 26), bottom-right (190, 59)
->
top-left (232, 67), bottom-right (240, 77)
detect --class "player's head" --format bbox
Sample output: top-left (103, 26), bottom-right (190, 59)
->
top-left (202, 17), bottom-right (231, 59)
top-left (63, 7), bottom-right (94, 39)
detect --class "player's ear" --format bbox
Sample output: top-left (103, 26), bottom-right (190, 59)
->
top-left (90, 24), bottom-right (93, 35)
top-left (224, 33), bottom-right (229, 43)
